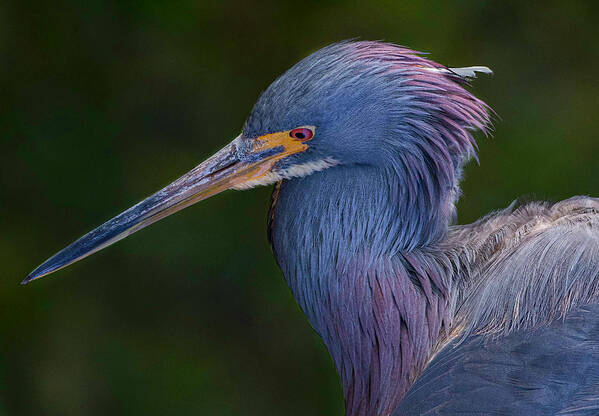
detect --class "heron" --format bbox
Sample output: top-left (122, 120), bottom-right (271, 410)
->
top-left (24, 41), bottom-right (599, 415)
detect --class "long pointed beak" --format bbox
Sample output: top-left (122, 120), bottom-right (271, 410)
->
top-left (24, 131), bottom-right (309, 284)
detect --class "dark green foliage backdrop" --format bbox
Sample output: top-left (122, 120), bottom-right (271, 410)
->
top-left (2, 1), bottom-right (598, 414)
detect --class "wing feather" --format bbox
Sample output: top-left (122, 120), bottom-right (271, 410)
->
top-left (396, 196), bottom-right (599, 415)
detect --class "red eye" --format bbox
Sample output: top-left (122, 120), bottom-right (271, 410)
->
top-left (289, 128), bottom-right (313, 141)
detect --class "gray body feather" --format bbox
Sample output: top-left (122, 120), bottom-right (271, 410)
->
top-left (397, 304), bottom-right (599, 415)
top-left (397, 196), bottom-right (599, 415)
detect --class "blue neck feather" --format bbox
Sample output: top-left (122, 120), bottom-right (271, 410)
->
top-left (253, 41), bottom-right (491, 415)
top-left (269, 162), bottom-right (457, 416)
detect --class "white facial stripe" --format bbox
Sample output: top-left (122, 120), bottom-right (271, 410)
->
top-left (231, 158), bottom-right (339, 190)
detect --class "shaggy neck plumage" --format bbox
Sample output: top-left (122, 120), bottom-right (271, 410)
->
top-left (269, 160), bottom-right (459, 416)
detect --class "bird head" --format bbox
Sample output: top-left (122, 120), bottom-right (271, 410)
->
top-left (242, 41), bottom-right (491, 181)
top-left (24, 41), bottom-right (491, 283)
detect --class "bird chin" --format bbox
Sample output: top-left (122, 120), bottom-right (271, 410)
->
top-left (231, 157), bottom-right (339, 190)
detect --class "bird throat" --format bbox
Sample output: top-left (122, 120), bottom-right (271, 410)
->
top-left (268, 165), bottom-right (455, 416)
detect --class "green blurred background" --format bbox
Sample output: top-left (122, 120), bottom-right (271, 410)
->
top-left (2, 1), bottom-right (598, 415)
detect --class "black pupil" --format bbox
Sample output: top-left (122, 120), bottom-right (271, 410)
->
top-left (295, 131), bottom-right (305, 139)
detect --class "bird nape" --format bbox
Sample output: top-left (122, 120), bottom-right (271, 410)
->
top-left (25, 41), bottom-right (599, 416)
